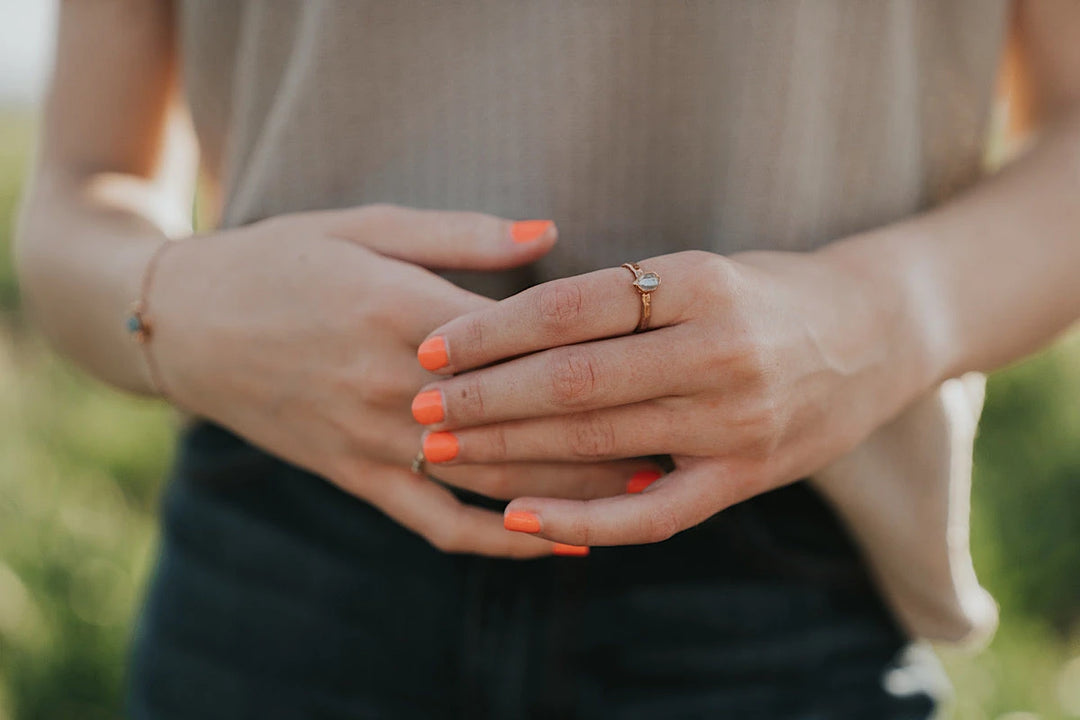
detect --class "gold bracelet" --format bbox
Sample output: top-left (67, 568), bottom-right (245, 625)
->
top-left (126, 239), bottom-right (176, 398)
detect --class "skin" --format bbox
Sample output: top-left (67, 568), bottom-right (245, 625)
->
top-left (414, 1), bottom-right (1080, 546)
top-left (14, 1), bottom-right (1080, 554)
top-left (14, 0), bottom-right (652, 559)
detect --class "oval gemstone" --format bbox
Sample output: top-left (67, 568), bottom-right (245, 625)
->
top-left (635, 273), bottom-right (661, 291)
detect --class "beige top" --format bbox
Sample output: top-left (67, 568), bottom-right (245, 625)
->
top-left (178, 0), bottom-right (1008, 645)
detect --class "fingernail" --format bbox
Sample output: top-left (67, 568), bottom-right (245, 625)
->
top-left (626, 469), bottom-right (663, 494)
top-left (504, 511), bottom-right (541, 533)
top-left (552, 543), bottom-right (590, 557)
top-left (423, 432), bottom-right (459, 463)
top-left (510, 219), bottom-right (554, 244)
top-left (418, 336), bottom-right (448, 371)
top-left (411, 390), bottom-right (445, 425)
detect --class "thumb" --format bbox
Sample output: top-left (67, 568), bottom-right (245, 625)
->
top-left (501, 457), bottom-right (742, 546)
top-left (317, 203), bottom-right (558, 271)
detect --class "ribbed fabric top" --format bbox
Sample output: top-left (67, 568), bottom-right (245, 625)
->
top-left (176, 1), bottom-right (1008, 643)
top-left (180, 0), bottom-right (1007, 298)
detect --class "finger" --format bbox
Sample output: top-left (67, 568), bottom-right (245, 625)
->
top-left (417, 251), bottom-right (715, 373)
top-left (430, 458), bottom-right (662, 501)
top-left (388, 267), bottom-right (497, 346)
top-left (502, 458), bottom-right (751, 546)
top-left (412, 327), bottom-right (693, 429)
top-left (421, 401), bottom-right (697, 465)
top-left (362, 465), bottom-right (556, 558)
top-left (316, 203), bottom-right (558, 271)
top-left (382, 418), bottom-right (658, 499)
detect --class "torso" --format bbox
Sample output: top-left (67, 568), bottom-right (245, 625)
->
top-left (180, 0), bottom-right (1008, 298)
top-left (125, 5), bottom-right (1011, 713)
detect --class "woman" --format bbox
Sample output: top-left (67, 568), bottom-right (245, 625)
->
top-left (15, 1), bottom-right (1080, 717)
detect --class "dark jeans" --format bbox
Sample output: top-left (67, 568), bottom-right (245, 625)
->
top-left (127, 422), bottom-right (937, 719)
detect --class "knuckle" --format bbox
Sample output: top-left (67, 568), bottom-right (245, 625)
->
top-left (681, 249), bottom-right (718, 269)
top-left (536, 281), bottom-right (585, 334)
top-left (329, 408), bottom-right (371, 453)
top-left (459, 316), bottom-right (487, 362)
top-left (565, 412), bottom-right (617, 459)
top-left (698, 329), bottom-right (732, 375)
top-left (548, 349), bottom-right (599, 408)
top-left (428, 521), bottom-right (463, 554)
top-left (355, 364), bottom-right (406, 408)
top-left (577, 519), bottom-right (592, 548)
top-left (697, 253), bottom-right (738, 302)
top-left (645, 503), bottom-right (681, 543)
top-left (754, 395), bottom-right (786, 456)
top-left (729, 330), bottom-right (772, 385)
top-left (569, 506), bottom-right (594, 547)
top-left (485, 425), bottom-right (509, 462)
top-left (453, 375), bottom-right (487, 420)
top-left (356, 295), bottom-right (397, 332)
top-left (703, 250), bottom-right (738, 282)
top-left (733, 391), bottom-right (785, 461)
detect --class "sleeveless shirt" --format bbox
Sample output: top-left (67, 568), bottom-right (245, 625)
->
top-left (177, 0), bottom-right (1007, 644)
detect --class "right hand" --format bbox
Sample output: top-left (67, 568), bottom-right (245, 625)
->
top-left (149, 204), bottom-right (654, 557)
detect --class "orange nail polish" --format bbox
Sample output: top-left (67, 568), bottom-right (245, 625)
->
top-left (418, 336), bottom-right (448, 371)
top-left (626, 469), bottom-right (663, 494)
top-left (552, 543), bottom-right (590, 557)
top-left (510, 219), bottom-right (554, 244)
top-left (411, 390), bottom-right (445, 425)
top-left (423, 432), bottom-right (459, 463)
top-left (504, 511), bottom-right (541, 533)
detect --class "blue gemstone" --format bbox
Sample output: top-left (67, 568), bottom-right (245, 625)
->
top-left (126, 315), bottom-right (142, 333)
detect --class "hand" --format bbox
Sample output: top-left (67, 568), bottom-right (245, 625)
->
top-left (149, 205), bottom-right (653, 557)
top-left (412, 248), bottom-right (933, 546)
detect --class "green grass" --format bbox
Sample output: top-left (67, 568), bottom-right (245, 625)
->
top-left (0, 337), bottom-right (174, 720)
top-left (0, 113), bottom-right (1078, 719)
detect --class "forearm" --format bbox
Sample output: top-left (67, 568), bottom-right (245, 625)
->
top-left (12, 0), bottom-right (198, 395)
top-left (823, 108), bottom-right (1080, 391)
top-left (15, 165), bottom-right (194, 395)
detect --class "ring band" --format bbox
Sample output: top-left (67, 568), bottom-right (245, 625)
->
top-left (411, 449), bottom-right (428, 476)
top-left (621, 262), bottom-right (661, 332)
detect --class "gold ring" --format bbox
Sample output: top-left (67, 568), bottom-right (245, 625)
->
top-left (411, 449), bottom-right (428, 476)
top-left (621, 262), bottom-right (661, 332)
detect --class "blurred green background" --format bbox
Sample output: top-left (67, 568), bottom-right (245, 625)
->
top-left (0, 106), bottom-right (1077, 720)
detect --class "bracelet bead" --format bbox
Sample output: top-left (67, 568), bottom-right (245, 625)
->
top-left (128, 240), bottom-right (175, 397)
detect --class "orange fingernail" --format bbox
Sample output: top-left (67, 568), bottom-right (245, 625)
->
top-left (510, 219), bottom-right (554, 244)
top-left (418, 336), bottom-right (448, 371)
top-left (552, 543), bottom-right (590, 557)
top-left (411, 390), bottom-right (445, 425)
top-left (626, 469), bottom-right (663, 494)
top-left (504, 511), bottom-right (541, 533)
top-left (423, 432), bottom-right (459, 463)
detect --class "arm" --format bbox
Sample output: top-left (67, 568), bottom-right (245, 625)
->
top-left (15, 0), bottom-right (653, 557)
top-left (15, 0), bottom-right (196, 395)
top-left (823, 0), bottom-right (1080, 385)
top-left (410, 0), bottom-right (1080, 547)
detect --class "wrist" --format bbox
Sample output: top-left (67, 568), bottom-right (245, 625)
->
top-left (125, 239), bottom-right (179, 397)
top-left (141, 232), bottom-right (221, 414)
top-left (816, 224), bottom-right (953, 408)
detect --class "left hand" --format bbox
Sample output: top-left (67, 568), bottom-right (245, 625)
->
top-left (412, 248), bottom-right (932, 546)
